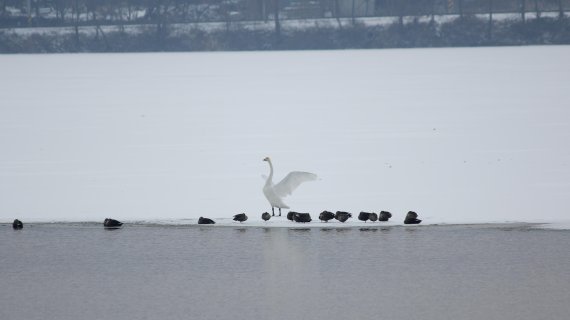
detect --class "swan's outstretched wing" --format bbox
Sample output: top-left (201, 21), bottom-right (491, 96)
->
top-left (274, 171), bottom-right (317, 197)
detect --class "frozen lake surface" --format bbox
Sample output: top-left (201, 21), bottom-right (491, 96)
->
top-left (1, 46), bottom-right (570, 227)
top-left (3, 45), bottom-right (570, 320)
top-left (1, 223), bottom-right (569, 320)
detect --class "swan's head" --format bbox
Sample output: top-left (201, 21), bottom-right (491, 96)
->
top-left (263, 157), bottom-right (270, 162)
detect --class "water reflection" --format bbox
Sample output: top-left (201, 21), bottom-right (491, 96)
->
top-left (404, 227), bottom-right (421, 233)
top-left (2, 224), bottom-right (569, 320)
top-left (261, 227), bottom-right (321, 317)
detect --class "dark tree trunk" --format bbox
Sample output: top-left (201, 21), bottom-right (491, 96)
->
top-left (351, 0), bottom-right (355, 25)
top-left (430, 0), bottom-right (436, 24)
top-left (274, 0), bottom-right (281, 43)
top-left (488, 0), bottom-right (494, 40)
top-left (534, 0), bottom-right (541, 19)
top-left (520, 0), bottom-right (526, 24)
top-left (93, 24), bottom-right (109, 50)
top-left (334, 0), bottom-right (342, 29)
top-left (397, 0), bottom-right (404, 27)
top-left (35, 0), bottom-right (40, 17)
top-left (74, 0), bottom-right (80, 47)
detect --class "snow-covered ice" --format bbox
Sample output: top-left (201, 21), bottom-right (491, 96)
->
top-left (1, 46), bottom-right (569, 228)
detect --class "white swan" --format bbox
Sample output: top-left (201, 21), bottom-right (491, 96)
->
top-left (262, 156), bottom-right (317, 216)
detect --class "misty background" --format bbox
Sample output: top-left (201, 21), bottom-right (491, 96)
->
top-left (1, 0), bottom-right (570, 52)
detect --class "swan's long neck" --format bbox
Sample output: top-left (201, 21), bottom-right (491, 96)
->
top-left (265, 160), bottom-right (274, 186)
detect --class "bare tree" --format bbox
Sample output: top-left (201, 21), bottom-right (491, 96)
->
top-left (394, 0), bottom-right (406, 26)
top-left (73, 0), bottom-right (81, 45)
top-left (273, 0), bottom-right (280, 42)
top-left (430, 0), bottom-right (436, 23)
top-left (488, 0), bottom-right (494, 40)
top-left (334, 0), bottom-right (342, 28)
top-left (520, 0), bottom-right (526, 23)
top-left (351, 0), bottom-right (356, 25)
top-left (125, 0), bottom-right (139, 21)
top-left (245, 0), bottom-right (267, 21)
top-left (534, 0), bottom-right (541, 19)
top-left (53, 0), bottom-right (67, 23)
top-left (86, 0), bottom-right (100, 38)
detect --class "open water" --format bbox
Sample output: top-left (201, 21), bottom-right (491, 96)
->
top-left (1, 222), bottom-right (569, 320)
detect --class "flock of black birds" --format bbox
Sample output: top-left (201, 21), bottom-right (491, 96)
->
top-left (9, 211), bottom-right (421, 229)
top-left (9, 217), bottom-right (127, 230)
top-left (231, 210), bottom-right (422, 225)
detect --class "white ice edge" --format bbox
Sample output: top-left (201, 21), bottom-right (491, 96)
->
top-left (3, 217), bottom-right (569, 230)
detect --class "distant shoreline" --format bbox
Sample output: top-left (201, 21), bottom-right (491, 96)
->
top-left (2, 13), bottom-right (570, 53)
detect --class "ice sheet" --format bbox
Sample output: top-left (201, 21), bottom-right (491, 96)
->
top-left (1, 46), bottom-right (569, 228)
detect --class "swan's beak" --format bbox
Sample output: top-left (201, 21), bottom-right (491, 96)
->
top-left (263, 157), bottom-right (269, 161)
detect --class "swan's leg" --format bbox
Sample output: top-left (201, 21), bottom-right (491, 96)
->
top-left (272, 207), bottom-right (275, 216)
top-left (278, 208), bottom-right (282, 216)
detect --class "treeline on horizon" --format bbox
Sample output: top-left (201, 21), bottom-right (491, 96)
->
top-left (0, 0), bottom-right (570, 28)
top-left (1, 0), bottom-right (569, 53)
top-left (1, 0), bottom-right (569, 27)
